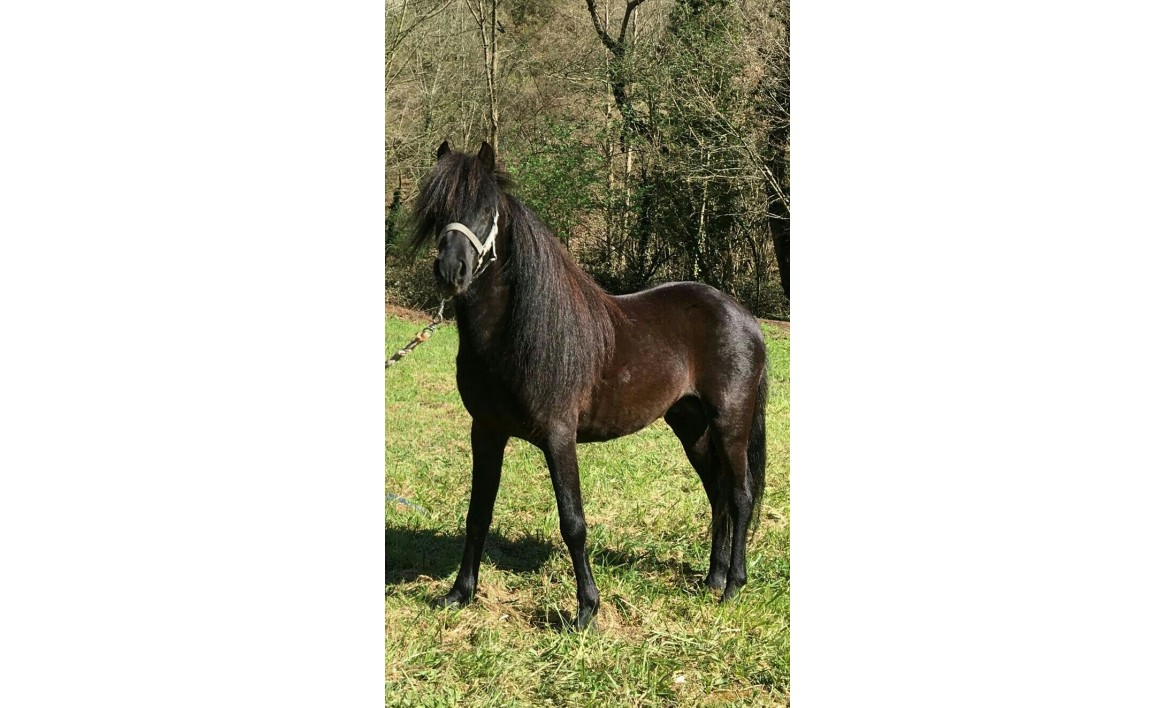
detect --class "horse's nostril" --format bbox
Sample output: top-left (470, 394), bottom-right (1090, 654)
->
top-left (459, 261), bottom-right (468, 278)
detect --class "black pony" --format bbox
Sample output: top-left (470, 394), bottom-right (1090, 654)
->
top-left (408, 141), bottom-right (767, 630)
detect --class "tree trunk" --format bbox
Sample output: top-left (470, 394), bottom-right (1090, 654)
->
top-left (466, 0), bottom-right (499, 150)
top-left (767, 186), bottom-right (788, 308)
top-left (489, 0), bottom-right (499, 151)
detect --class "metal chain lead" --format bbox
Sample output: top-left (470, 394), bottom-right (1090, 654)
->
top-left (386, 299), bottom-right (449, 367)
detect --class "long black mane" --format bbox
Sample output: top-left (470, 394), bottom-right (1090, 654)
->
top-left (411, 152), bottom-right (623, 418)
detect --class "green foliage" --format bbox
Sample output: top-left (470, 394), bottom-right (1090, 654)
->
top-left (385, 207), bottom-right (437, 311)
top-left (510, 120), bottom-right (605, 246)
top-left (386, 312), bottom-right (790, 706)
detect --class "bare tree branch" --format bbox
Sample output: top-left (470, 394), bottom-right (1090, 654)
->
top-left (584, 0), bottom-right (619, 54)
top-left (618, 0), bottom-right (647, 50)
top-left (585, 0), bottom-right (647, 58)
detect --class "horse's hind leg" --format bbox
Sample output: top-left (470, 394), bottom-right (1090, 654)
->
top-left (710, 407), bottom-right (756, 603)
top-left (665, 399), bottom-right (731, 591)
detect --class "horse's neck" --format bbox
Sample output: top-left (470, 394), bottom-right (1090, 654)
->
top-left (453, 265), bottom-right (512, 359)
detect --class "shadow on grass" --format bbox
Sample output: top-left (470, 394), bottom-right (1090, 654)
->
top-left (529, 607), bottom-right (581, 632)
top-left (385, 526), bottom-right (556, 587)
top-left (592, 546), bottom-right (707, 586)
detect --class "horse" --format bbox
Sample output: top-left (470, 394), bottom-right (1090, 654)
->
top-left (406, 140), bottom-right (768, 630)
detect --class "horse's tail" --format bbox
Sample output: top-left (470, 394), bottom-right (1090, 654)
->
top-left (748, 367), bottom-right (768, 536)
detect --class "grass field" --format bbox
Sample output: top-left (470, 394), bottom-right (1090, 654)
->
top-left (386, 311), bottom-right (789, 706)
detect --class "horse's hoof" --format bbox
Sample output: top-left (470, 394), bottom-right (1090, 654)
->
top-left (573, 606), bottom-right (597, 631)
top-left (703, 574), bottom-right (727, 592)
top-left (719, 583), bottom-right (744, 604)
top-left (433, 590), bottom-right (471, 609)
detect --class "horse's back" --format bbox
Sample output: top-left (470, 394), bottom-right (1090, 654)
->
top-left (614, 281), bottom-right (765, 358)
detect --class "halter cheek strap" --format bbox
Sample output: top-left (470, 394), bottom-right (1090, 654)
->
top-left (439, 210), bottom-right (498, 275)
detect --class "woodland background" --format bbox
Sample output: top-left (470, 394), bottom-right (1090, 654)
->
top-left (386, 0), bottom-right (788, 317)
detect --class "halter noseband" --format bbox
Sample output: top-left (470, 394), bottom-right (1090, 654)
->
top-left (439, 209), bottom-right (498, 276)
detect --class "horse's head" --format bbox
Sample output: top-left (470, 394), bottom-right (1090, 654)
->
top-left (411, 141), bottom-right (507, 297)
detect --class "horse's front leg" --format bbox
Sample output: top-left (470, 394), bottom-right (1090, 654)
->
top-left (435, 419), bottom-right (508, 608)
top-left (541, 428), bottom-right (600, 631)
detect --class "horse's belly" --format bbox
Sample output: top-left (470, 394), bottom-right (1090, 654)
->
top-left (577, 368), bottom-right (686, 442)
top-left (576, 409), bottom-right (662, 442)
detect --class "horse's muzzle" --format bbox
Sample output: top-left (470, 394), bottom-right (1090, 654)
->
top-left (434, 254), bottom-right (469, 296)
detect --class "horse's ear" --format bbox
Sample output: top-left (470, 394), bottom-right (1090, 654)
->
top-left (476, 141), bottom-right (495, 170)
top-left (436, 141), bottom-right (450, 161)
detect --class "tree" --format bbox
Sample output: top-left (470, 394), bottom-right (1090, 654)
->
top-left (463, 0), bottom-right (502, 151)
top-left (746, 0), bottom-right (789, 306)
top-left (585, 0), bottom-right (650, 150)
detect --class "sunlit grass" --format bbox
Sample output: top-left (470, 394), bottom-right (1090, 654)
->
top-left (386, 312), bottom-right (789, 706)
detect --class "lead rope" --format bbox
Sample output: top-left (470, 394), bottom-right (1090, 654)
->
top-left (385, 299), bottom-right (449, 367)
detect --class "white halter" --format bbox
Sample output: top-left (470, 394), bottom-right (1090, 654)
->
top-left (439, 209), bottom-right (498, 275)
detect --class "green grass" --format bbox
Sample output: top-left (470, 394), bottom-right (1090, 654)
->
top-left (386, 313), bottom-right (790, 707)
